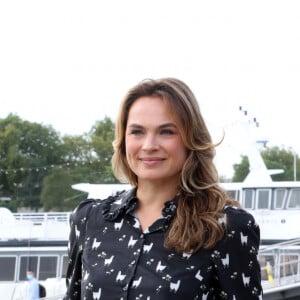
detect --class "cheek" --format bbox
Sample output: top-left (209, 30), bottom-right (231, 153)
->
top-left (125, 138), bottom-right (137, 158)
top-left (178, 150), bottom-right (187, 166)
top-left (170, 139), bottom-right (186, 155)
top-left (173, 142), bottom-right (187, 166)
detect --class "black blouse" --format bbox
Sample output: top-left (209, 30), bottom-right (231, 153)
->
top-left (64, 189), bottom-right (263, 300)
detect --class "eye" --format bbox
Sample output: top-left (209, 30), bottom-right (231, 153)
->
top-left (160, 129), bottom-right (175, 135)
top-left (130, 129), bottom-right (144, 136)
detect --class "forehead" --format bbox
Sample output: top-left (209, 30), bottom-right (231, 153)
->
top-left (127, 96), bottom-right (178, 121)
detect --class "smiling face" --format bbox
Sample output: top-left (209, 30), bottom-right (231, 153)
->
top-left (125, 96), bottom-right (187, 186)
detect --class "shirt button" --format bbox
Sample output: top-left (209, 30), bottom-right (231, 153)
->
top-left (140, 234), bottom-right (144, 238)
top-left (129, 260), bottom-right (136, 267)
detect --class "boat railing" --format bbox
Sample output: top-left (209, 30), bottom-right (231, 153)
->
top-left (0, 211), bottom-right (71, 242)
top-left (40, 295), bottom-right (65, 300)
top-left (13, 295), bottom-right (65, 300)
top-left (260, 238), bottom-right (300, 252)
top-left (13, 212), bottom-right (71, 225)
top-left (259, 238), bottom-right (300, 293)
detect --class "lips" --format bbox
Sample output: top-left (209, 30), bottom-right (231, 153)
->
top-left (140, 157), bottom-right (164, 162)
top-left (139, 157), bottom-right (165, 166)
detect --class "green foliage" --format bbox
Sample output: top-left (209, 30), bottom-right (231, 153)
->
top-left (261, 146), bottom-right (297, 181)
top-left (0, 199), bottom-right (18, 211)
top-left (40, 168), bottom-right (86, 211)
top-left (232, 156), bottom-right (249, 182)
top-left (0, 114), bottom-right (65, 211)
top-left (2, 113), bottom-right (300, 211)
top-left (0, 114), bottom-right (118, 212)
top-left (62, 134), bottom-right (93, 162)
top-left (232, 146), bottom-right (300, 182)
top-left (90, 117), bottom-right (118, 183)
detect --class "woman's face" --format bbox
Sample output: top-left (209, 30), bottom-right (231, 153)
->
top-left (125, 96), bottom-right (187, 186)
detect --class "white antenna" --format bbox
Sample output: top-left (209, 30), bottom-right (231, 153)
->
top-left (238, 106), bottom-right (283, 184)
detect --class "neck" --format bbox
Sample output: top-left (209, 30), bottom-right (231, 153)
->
top-left (135, 181), bottom-right (179, 230)
top-left (136, 181), bottom-right (178, 207)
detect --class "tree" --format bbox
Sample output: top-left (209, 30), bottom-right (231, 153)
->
top-left (40, 168), bottom-right (86, 211)
top-left (40, 118), bottom-right (118, 211)
top-left (40, 134), bottom-right (97, 211)
top-left (261, 146), bottom-right (298, 181)
top-left (90, 117), bottom-right (118, 183)
top-left (62, 134), bottom-right (93, 163)
top-left (0, 114), bottom-right (120, 211)
top-left (62, 134), bottom-right (101, 182)
top-left (232, 156), bottom-right (249, 182)
top-left (232, 146), bottom-right (300, 182)
top-left (0, 114), bottom-right (65, 210)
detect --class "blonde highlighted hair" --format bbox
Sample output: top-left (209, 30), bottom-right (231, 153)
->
top-left (112, 78), bottom-right (237, 252)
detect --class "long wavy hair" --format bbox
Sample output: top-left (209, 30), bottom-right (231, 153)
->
top-left (112, 78), bottom-right (238, 253)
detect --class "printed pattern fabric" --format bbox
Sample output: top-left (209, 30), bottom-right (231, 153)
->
top-left (64, 189), bottom-right (263, 300)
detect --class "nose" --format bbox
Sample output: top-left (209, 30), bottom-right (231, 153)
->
top-left (142, 133), bottom-right (158, 150)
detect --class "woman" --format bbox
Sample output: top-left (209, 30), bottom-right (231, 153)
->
top-left (64, 78), bottom-right (262, 299)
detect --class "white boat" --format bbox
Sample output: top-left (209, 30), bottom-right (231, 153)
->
top-left (0, 208), bottom-right (70, 300)
top-left (1, 109), bottom-right (300, 298)
top-left (222, 180), bottom-right (300, 244)
top-left (0, 185), bottom-right (134, 300)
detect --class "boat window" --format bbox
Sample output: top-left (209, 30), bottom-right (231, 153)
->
top-left (62, 255), bottom-right (69, 278)
top-left (287, 189), bottom-right (300, 209)
top-left (39, 256), bottom-right (58, 280)
top-left (0, 256), bottom-right (16, 281)
top-left (280, 254), bottom-right (299, 277)
top-left (256, 189), bottom-right (271, 209)
top-left (19, 255), bottom-right (59, 280)
top-left (19, 256), bottom-right (38, 281)
top-left (243, 189), bottom-right (254, 209)
top-left (274, 189), bottom-right (287, 209)
top-left (259, 254), bottom-right (275, 281)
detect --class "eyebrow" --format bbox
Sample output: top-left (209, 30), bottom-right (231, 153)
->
top-left (127, 122), bottom-right (178, 129)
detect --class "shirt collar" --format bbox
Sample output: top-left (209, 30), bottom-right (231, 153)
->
top-left (102, 188), bottom-right (178, 221)
top-left (102, 188), bottom-right (138, 221)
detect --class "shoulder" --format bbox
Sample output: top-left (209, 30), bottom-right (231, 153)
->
top-left (70, 199), bottom-right (96, 224)
top-left (70, 188), bottom-right (136, 229)
top-left (70, 189), bottom-right (132, 223)
top-left (219, 206), bottom-right (260, 253)
top-left (223, 205), bottom-right (258, 232)
top-left (70, 197), bottom-right (109, 226)
top-left (68, 197), bottom-right (113, 242)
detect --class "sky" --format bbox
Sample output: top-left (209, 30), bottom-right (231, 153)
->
top-left (1, 0), bottom-right (300, 178)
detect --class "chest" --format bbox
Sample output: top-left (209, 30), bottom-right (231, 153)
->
top-left (81, 217), bottom-right (218, 299)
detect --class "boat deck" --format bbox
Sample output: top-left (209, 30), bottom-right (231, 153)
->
top-left (260, 238), bottom-right (300, 299)
top-left (1, 211), bottom-right (300, 299)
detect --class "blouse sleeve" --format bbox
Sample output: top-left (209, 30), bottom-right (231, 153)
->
top-left (213, 207), bottom-right (263, 299)
top-left (64, 199), bottom-right (95, 300)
